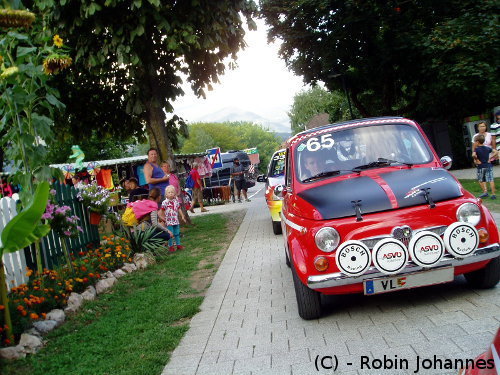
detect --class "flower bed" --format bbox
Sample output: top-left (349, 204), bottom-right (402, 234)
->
top-left (0, 235), bottom-right (132, 347)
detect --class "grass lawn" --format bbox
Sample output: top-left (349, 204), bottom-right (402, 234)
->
top-left (458, 178), bottom-right (500, 213)
top-left (2, 211), bottom-right (245, 375)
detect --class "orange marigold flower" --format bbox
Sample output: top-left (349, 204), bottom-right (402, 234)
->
top-left (41, 313), bottom-right (47, 319)
top-left (4, 339), bottom-right (11, 345)
top-left (26, 269), bottom-right (33, 277)
top-left (0, 305), bottom-right (4, 310)
top-left (21, 310), bottom-right (27, 316)
top-left (30, 313), bottom-right (39, 320)
top-left (16, 305), bottom-right (24, 311)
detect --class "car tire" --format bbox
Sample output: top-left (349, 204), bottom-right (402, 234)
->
top-left (272, 220), bottom-right (282, 235)
top-left (464, 256), bottom-right (500, 289)
top-left (285, 247), bottom-right (291, 268)
top-left (291, 265), bottom-right (322, 320)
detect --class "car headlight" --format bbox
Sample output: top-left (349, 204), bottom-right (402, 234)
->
top-left (456, 203), bottom-right (481, 226)
top-left (315, 227), bottom-right (340, 253)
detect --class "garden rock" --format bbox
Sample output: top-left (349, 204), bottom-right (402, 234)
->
top-left (0, 345), bottom-right (26, 360)
top-left (46, 309), bottom-right (65, 326)
top-left (64, 292), bottom-right (84, 314)
top-left (133, 253), bottom-right (156, 270)
top-left (113, 269), bottom-right (126, 278)
top-left (81, 285), bottom-right (97, 301)
top-left (25, 328), bottom-right (42, 338)
top-left (95, 276), bottom-right (117, 294)
top-left (104, 271), bottom-right (114, 279)
top-left (33, 320), bottom-right (58, 334)
top-left (19, 333), bottom-right (43, 354)
top-left (122, 263), bottom-right (136, 273)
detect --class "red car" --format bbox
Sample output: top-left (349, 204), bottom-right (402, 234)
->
top-left (278, 117), bottom-right (500, 319)
top-left (460, 328), bottom-right (499, 374)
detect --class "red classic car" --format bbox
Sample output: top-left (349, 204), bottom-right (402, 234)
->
top-left (277, 117), bottom-right (500, 319)
top-left (258, 149), bottom-right (286, 234)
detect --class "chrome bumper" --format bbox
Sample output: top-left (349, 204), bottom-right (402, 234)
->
top-left (307, 243), bottom-right (500, 290)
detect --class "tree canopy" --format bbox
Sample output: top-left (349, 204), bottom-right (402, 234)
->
top-left (33, 0), bottom-right (258, 164)
top-left (261, 0), bottom-right (499, 120)
top-left (181, 122), bottom-right (282, 170)
top-left (289, 86), bottom-right (354, 134)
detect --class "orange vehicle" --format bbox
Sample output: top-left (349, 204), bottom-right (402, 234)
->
top-left (258, 149), bottom-right (286, 234)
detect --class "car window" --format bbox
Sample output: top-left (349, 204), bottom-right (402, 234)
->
top-left (285, 148), bottom-right (292, 187)
top-left (295, 124), bottom-right (433, 183)
top-left (268, 150), bottom-right (286, 177)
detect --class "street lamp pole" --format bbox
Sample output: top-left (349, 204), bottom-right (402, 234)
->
top-left (328, 72), bottom-right (355, 120)
top-left (340, 76), bottom-right (355, 120)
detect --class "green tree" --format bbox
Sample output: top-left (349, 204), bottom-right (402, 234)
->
top-left (35, 0), bottom-right (258, 166)
top-left (46, 130), bottom-right (137, 164)
top-left (260, 0), bottom-right (499, 120)
top-left (289, 86), bottom-right (352, 134)
top-left (181, 121), bottom-right (282, 170)
top-left (181, 122), bottom-right (244, 154)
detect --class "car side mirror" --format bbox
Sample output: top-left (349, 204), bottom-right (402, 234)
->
top-left (274, 184), bottom-right (287, 198)
top-left (257, 174), bottom-right (267, 182)
top-left (440, 156), bottom-right (452, 170)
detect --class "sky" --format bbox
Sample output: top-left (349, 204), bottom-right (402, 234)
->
top-left (172, 19), bottom-right (308, 127)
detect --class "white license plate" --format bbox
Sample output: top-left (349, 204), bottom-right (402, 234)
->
top-left (363, 267), bottom-right (454, 295)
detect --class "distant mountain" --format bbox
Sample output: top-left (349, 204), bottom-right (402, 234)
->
top-left (191, 106), bottom-right (291, 135)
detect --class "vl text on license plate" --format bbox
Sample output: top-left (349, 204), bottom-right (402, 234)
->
top-left (364, 267), bottom-right (454, 295)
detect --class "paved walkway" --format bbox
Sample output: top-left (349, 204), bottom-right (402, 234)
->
top-left (163, 184), bottom-right (500, 375)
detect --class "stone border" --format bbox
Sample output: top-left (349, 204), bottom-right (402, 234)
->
top-left (0, 252), bottom-right (156, 360)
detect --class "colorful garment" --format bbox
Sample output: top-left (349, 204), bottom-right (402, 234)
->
top-left (161, 198), bottom-right (180, 226)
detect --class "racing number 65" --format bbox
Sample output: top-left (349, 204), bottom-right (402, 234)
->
top-left (306, 134), bottom-right (335, 152)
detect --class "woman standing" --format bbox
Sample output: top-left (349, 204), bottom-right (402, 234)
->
top-left (144, 148), bottom-right (169, 200)
top-left (472, 122), bottom-right (496, 161)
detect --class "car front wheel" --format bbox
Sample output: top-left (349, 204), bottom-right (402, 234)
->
top-left (291, 265), bottom-right (322, 320)
top-left (464, 257), bottom-right (500, 289)
top-left (272, 220), bottom-right (282, 235)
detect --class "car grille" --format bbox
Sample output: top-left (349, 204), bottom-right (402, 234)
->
top-left (360, 225), bottom-right (447, 250)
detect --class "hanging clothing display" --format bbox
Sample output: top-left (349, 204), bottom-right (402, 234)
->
top-left (96, 168), bottom-right (114, 189)
top-left (137, 165), bottom-right (147, 187)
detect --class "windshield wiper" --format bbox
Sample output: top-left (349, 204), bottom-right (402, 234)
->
top-left (302, 170), bottom-right (342, 183)
top-left (353, 158), bottom-right (413, 172)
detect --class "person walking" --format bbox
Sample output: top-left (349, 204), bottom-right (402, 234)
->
top-left (189, 162), bottom-right (208, 213)
top-left (230, 157), bottom-right (250, 202)
top-left (144, 148), bottom-right (169, 200)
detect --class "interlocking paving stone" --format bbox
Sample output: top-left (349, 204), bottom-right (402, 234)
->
top-left (161, 189), bottom-right (500, 375)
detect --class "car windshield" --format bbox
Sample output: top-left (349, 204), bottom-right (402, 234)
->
top-left (269, 150), bottom-right (286, 177)
top-left (295, 124), bottom-right (432, 183)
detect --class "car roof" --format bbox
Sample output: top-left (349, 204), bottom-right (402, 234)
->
top-left (287, 116), bottom-right (413, 147)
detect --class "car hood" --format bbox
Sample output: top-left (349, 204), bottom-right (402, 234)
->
top-left (297, 168), bottom-right (462, 220)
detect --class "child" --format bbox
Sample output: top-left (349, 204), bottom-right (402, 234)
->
top-left (161, 185), bottom-right (186, 251)
top-left (137, 188), bottom-right (173, 242)
top-left (472, 134), bottom-right (498, 199)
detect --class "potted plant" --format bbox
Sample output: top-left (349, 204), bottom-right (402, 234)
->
top-left (43, 189), bottom-right (83, 269)
top-left (76, 183), bottom-right (111, 225)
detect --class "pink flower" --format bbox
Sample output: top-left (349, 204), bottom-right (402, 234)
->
top-left (50, 189), bottom-right (56, 196)
top-left (64, 231), bottom-right (72, 236)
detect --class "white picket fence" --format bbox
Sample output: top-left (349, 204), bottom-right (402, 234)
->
top-left (0, 197), bottom-right (29, 291)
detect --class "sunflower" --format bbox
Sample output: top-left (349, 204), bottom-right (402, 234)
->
top-left (0, 9), bottom-right (35, 29)
top-left (43, 54), bottom-right (72, 75)
top-left (53, 34), bottom-right (63, 47)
